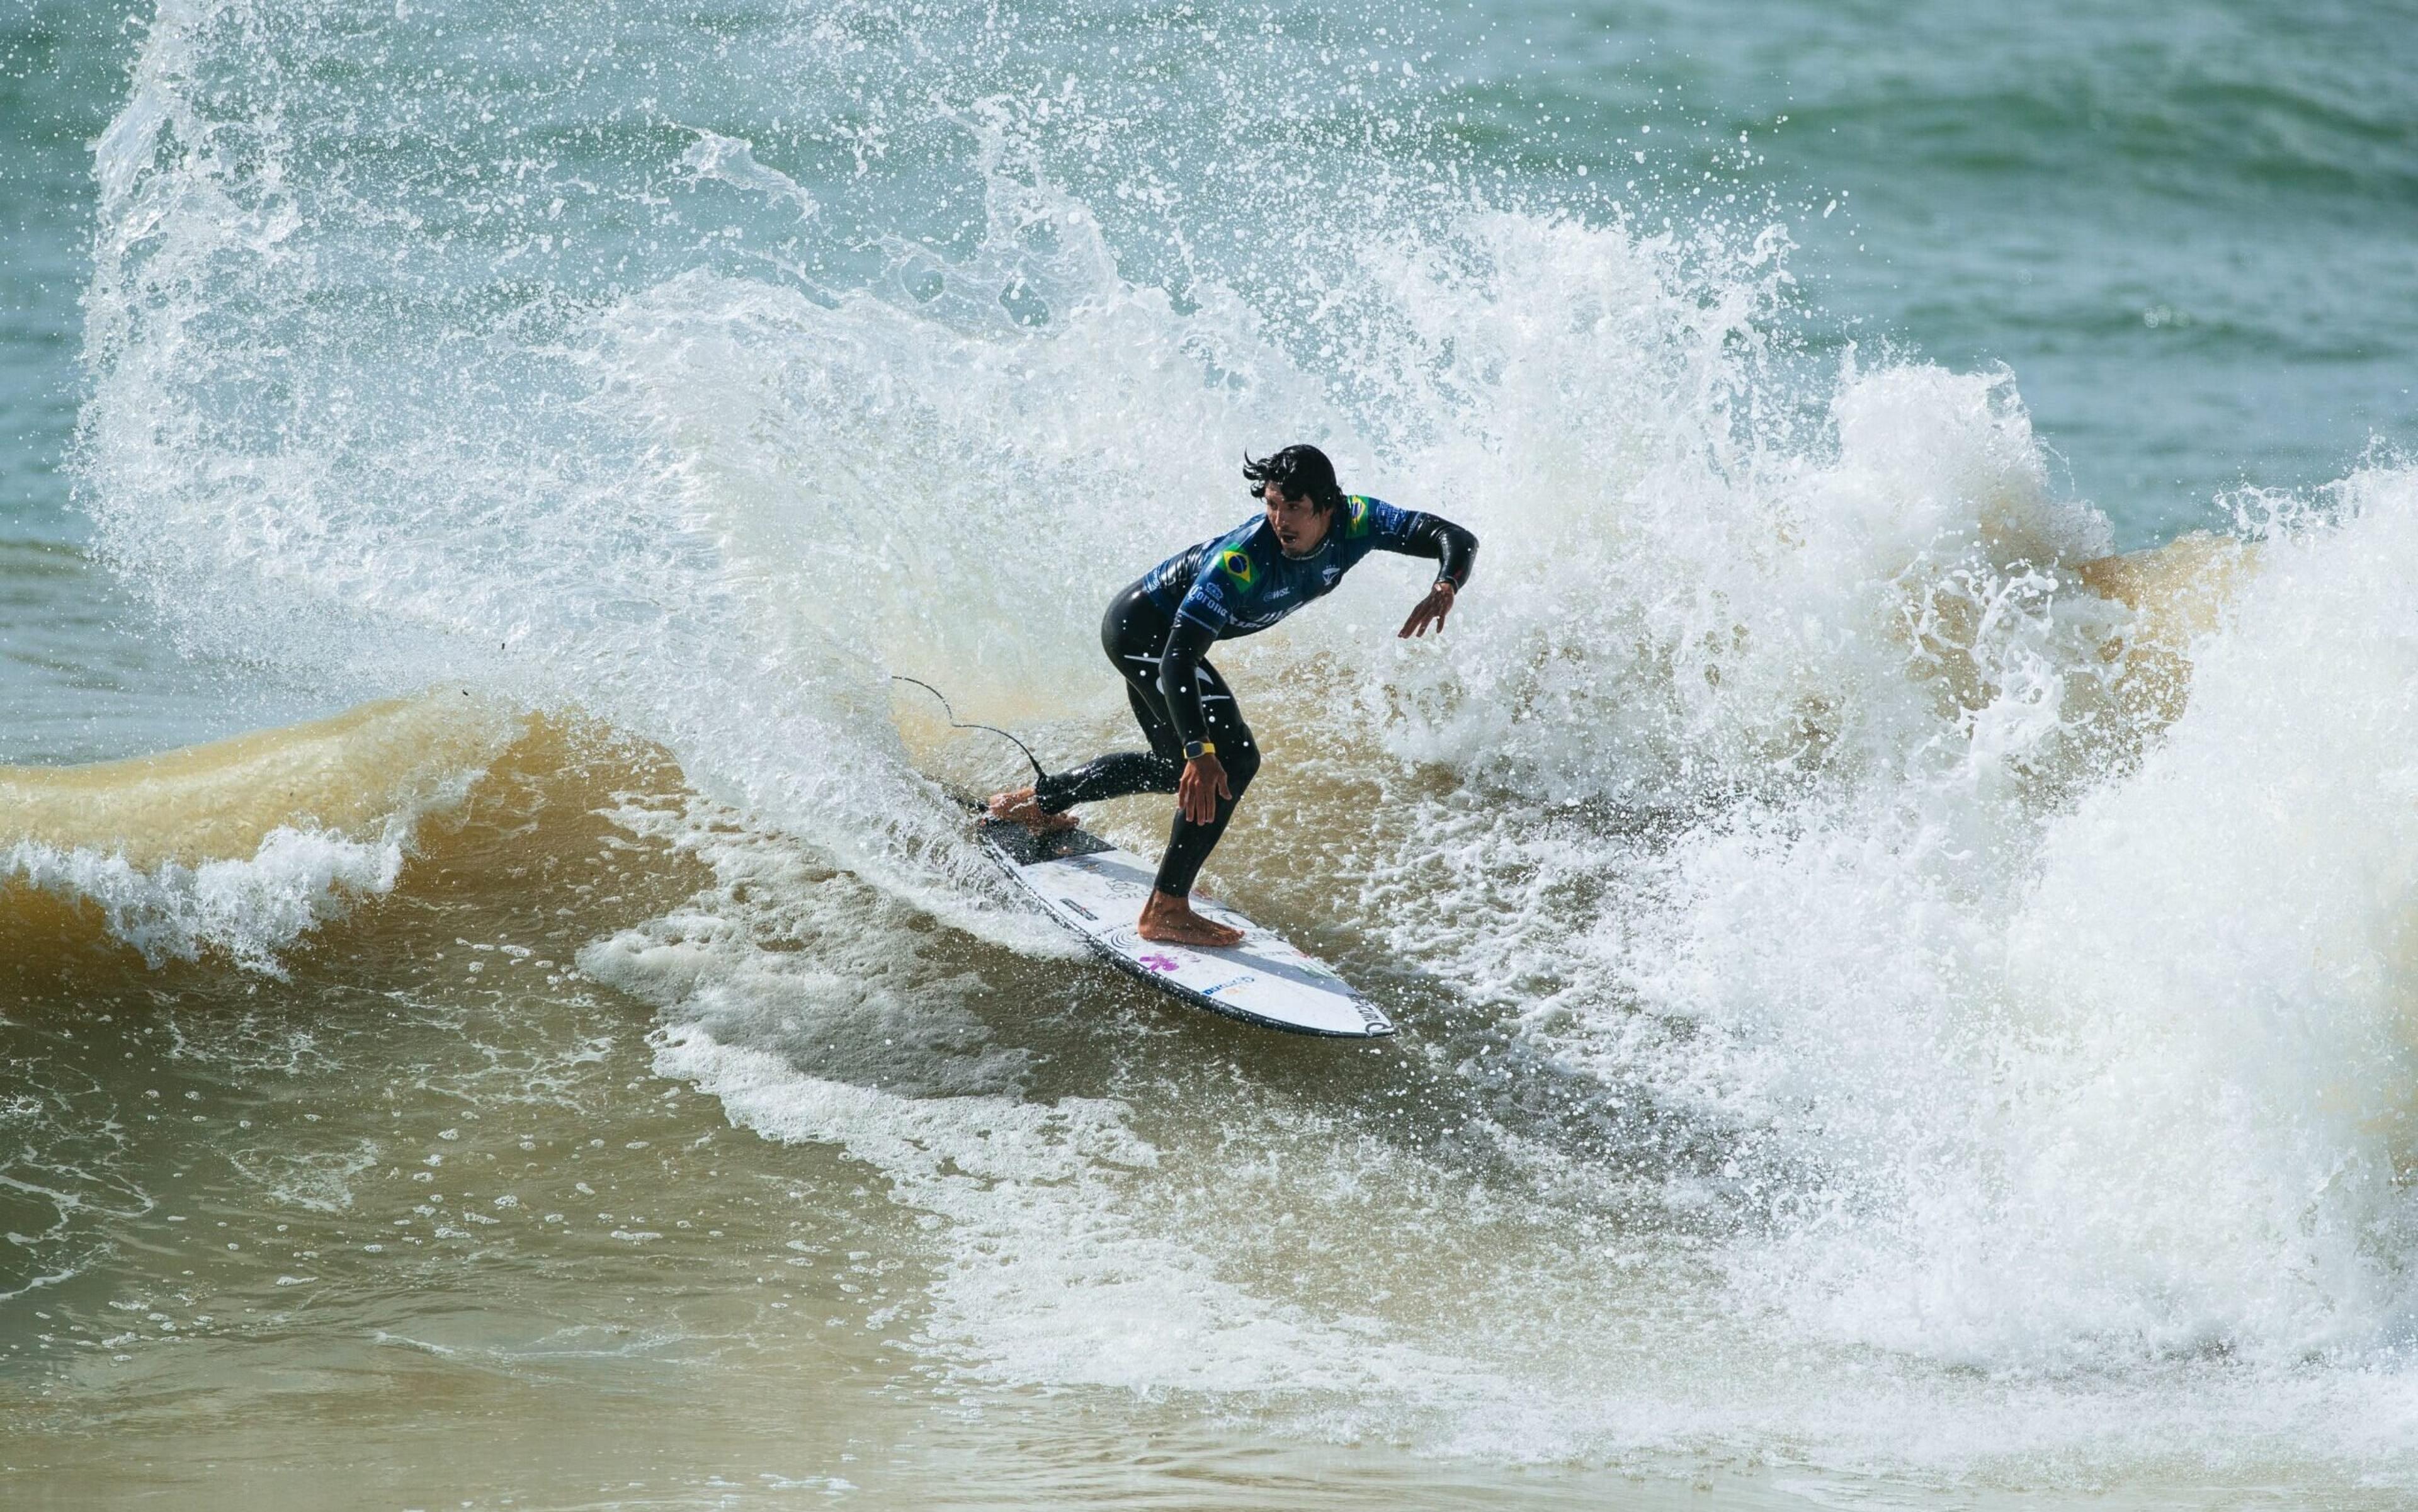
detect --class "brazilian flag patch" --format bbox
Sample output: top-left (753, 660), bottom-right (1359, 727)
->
top-left (1218, 547), bottom-right (1257, 589)
top-left (1344, 496), bottom-right (1372, 538)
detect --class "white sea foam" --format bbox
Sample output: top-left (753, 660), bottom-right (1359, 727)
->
top-left (3, 822), bottom-right (406, 972)
top-left (651, 1023), bottom-right (1405, 1396)
top-left (676, 127), bottom-right (819, 221)
top-left (587, 800), bottom-right (1489, 1401)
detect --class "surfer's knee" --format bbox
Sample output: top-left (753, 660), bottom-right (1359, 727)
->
top-left (1221, 737), bottom-right (1261, 797)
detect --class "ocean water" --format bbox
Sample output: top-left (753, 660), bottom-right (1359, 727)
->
top-left (5, 0), bottom-right (2418, 1505)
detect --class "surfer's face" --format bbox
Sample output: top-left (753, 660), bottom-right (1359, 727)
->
top-left (1263, 487), bottom-right (1331, 556)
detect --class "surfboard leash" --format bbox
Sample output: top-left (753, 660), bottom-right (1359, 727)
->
top-left (888, 675), bottom-right (1048, 784)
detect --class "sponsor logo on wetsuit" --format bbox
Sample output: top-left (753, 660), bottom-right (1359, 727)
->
top-left (1145, 497), bottom-right (1419, 636)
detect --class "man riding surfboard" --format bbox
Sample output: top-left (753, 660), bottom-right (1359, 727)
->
top-left (987, 444), bottom-right (1479, 946)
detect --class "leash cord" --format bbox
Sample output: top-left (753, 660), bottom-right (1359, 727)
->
top-left (888, 675), bottom-right (1047, 784)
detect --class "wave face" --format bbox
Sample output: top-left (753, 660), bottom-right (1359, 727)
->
top-left (3, 693), bottom-right (519, 967)
top-left (52, 0), bottom-right (2418, 1492)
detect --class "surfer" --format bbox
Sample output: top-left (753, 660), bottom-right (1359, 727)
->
top-left (987, 444), bottom-right (1477, 946)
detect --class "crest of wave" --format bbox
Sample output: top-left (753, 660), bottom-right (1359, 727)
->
top-left (1586, 468), bottom-right (2418, 1373)
top-left (3, 825), bottom-right (405, 974)
top-left (82, 0), bottom-right (2030, 941)
top-left (69, 8), bottom-right (1315, 937)
top-left (1290, 200), bottom-right (2418, 1372)
top-left (72, 1), bottom-right (2131, 986)
top-left (1284, 204), bottom-right (2117, 807)
top-left (1159, 177), bottom-right (2418, 1379)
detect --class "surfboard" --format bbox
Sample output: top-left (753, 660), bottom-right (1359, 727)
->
top-left (973, 814), bottom-right (1394, 1038)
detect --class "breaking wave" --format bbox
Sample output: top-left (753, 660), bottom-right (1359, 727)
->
top-left (47, 0), bottom-right (2418, 1488)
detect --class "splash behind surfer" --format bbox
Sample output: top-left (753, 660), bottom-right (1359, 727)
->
top-left (987, 444), bottom-right (1478, 946)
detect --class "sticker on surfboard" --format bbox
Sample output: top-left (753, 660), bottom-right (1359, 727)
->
top-left (973, 814), bottom-right (1393, 1039)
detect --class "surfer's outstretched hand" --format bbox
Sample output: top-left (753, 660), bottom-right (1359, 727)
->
top-left (1178, 754), bottom-right (1231, 825)
top-left (1399, 579), bottom-right (1456, 637)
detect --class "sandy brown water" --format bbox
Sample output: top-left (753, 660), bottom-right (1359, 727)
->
top-left (0, 720), bottom-right (1783, 1509)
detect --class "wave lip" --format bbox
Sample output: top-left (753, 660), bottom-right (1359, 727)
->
top-left (3, 691), bottom-right (521, 969)
top-left (3, 826), bottom-right (404, 971)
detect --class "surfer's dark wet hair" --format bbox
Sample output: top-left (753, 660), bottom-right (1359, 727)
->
top-left (1244, 443), bottom-right (1346, 516)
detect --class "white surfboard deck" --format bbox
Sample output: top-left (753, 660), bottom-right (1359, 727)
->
top-left (974, 815), bottom-right (1393, 1038)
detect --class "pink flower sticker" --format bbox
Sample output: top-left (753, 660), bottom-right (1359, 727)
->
top-left (1137, 953), bottom-right (1181, 974)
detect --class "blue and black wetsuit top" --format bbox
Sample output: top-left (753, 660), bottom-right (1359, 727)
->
top-left (1138, 495), bottom-right (1478, 744)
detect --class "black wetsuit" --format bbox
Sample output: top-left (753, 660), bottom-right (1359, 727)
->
top-left (1033, 495), bottom-right (1477, 896)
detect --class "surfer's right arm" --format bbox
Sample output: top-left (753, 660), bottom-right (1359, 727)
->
top-left (1370, 504), bottom-right (1478, 588)
top-left (1371, 503), bottom-right (1477, 637)
top-left (1159, 610), bottom-right (1233, 824)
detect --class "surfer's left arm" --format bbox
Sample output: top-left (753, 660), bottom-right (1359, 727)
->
top-left (1374, 503), bottom-right (1477, 638)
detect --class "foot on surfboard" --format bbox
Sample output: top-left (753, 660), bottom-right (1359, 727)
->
top-left (1136, 889), bottom-right (1244, 948)
top-left (985, 787), bottom-right (1079, 831)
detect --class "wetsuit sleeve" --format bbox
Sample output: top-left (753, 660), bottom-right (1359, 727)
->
top-left (1366, 500), bottom-right (1479, 589)
top-left (1157, 615), bottom-right (1220, 750)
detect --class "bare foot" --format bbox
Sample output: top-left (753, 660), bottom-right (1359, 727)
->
top-left (1136, 889), bottom-right (1244, 948)
top-left (985, 786), bottom-right (1078, 831)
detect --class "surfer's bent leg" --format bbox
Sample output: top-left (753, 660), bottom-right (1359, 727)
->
top-left (1028, 579), bottom-right (1261, 895)
top-left (1033, 583), bottom-right (1188, 813)
top-left (1149, 659), bottom-right (1258, 897)
top-left (1034, 685), bottom-right (1181, 807)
